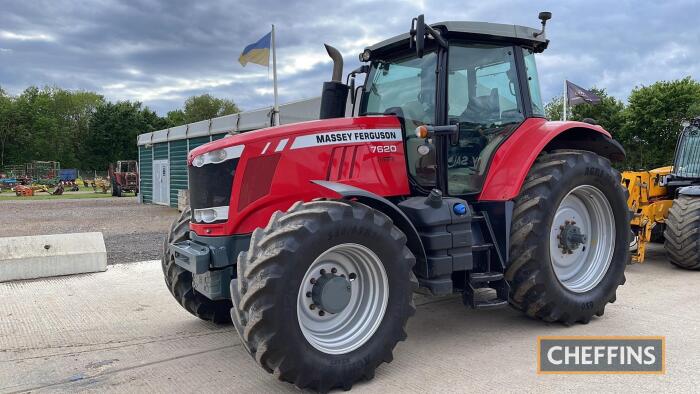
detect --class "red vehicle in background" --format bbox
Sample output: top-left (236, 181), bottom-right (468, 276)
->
top-left (108, 160), bottom-right (139, 197)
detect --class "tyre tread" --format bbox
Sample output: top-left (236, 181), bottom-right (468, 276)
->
top-left (161, 208), bottom-right (233, 323)
top-left (229, 200), bottom-right (417, 392)
top-left (664, 195), bottom-right (700, 270)
top-left (506, 150), bottom-right (628, 323)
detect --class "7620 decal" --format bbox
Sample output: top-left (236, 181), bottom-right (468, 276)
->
top-left (369, 145), bottom-right (397, 153)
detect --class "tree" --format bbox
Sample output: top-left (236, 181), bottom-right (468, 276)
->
top-left (0, 86), bottom-right (105, 169)
top-left (0, 85), bottom-right (177, 171)
top-left (544, 88), bottom-right (625, 135)
top-left (0, 87), bottom-right (17, 167)
top-left (166, 109), bottom-right (186, 127)
top-left (181, 94), bottom-right (239, 124)
top-left (82, 101), bottom-right (168, 170)
top-left (544, 95), bottom-right (564, 122)
top-left (620, 77), bottom-right (700, 170)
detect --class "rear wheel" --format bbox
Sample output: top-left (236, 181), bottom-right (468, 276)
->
top-left (161, 208), bottom-right (232, 323)
top-left (506, 150), bottom-right (629, 324)
top-left (664, 195), bottom-right (700, 269)
top-left (230, 200), bottom-right (417, 392)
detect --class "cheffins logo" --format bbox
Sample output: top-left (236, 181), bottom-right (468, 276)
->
top-left (538, 336), bottom-right (665, 374)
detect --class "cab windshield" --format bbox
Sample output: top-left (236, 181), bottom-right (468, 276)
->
top-left (362, 43), bottom-right (535, 195)
top-left (362, 52), bottom-right (437, 128)
top-left (675, 124), bottom-right (700, 178)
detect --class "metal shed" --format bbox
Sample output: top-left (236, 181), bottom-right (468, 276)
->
top-left (136, 97), bottom-right (325, 207)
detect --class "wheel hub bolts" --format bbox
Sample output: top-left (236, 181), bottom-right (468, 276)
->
top-left (309, 269), bottom-right (353, 314)
top-left (557, 220), bottom-right (587, 254)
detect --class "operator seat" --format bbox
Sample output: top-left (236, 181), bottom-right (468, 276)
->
top-left (461, 88), bottom-right (500, 123)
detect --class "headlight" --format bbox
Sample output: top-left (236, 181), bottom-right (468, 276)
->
top-left (193, 206), bottom-right (229, 223)
top-left (210, 149), bottom-right (227, 163)
top-left (192, 145), bottom-right (245, 167)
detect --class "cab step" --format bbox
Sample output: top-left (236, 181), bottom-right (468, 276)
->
top-left (469, 271), bottom-right (504, 284)
top-left (472, 243), bottom-right (493, 252)
top-left (473, 299), bottom-right (509, 310)
top-left (462, 288), bottom-right (509, 309)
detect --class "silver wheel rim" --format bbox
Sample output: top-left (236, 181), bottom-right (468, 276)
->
top-left (297, 243), bottom-right (389, 355)
top-left (549, 185), bottom-right (615, 293)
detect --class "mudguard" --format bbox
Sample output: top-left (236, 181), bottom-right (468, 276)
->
top-left (312, 180), bottom-right (427, 264)
top-left (479, 118), bottom-right (626, 201)
top-left (679, 185), bottom-right (700, 196)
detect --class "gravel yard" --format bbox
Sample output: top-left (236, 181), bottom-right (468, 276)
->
top-left (0, 197), bottom-right (179, 264)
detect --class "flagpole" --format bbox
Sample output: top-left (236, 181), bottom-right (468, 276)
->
top-left (271, 24), bottom-right (280, 126)
top-left (562, 80), bottom-right (567, 121)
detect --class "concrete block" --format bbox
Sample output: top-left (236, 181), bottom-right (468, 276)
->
top-left (0, 232), bottom-right (107, 282)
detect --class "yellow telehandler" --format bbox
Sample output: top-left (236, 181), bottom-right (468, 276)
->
top-left (623, 117), bottom-right (700, 268)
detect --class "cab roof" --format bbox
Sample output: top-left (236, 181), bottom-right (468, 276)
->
top-left (366, 21), bottom-right (548, 58)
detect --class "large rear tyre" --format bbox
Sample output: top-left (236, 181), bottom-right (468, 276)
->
top-left (161, 208), bottom-right (232, 323)
top-left (664, 195), bottom-right (700, 269)
top-left (230, 200), bottom-right (417, 392)
top-left (506, 150), bottom-right (629, 324)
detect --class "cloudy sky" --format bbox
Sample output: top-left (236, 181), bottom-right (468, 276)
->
top-left (1, 0), bottom-right (698, 115)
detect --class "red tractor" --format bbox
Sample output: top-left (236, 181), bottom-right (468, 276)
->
top-left (163, 13), bottom-right (629, 392)
top-left (108, 160), bottom-right (139, 197)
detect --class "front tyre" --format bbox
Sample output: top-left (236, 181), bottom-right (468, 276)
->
top-left (506, 150), bottom-right (629, 324)
top-left (230, 200), bottom-right (417, 392)
top-left (664, 195), bottom-right (700, 269)
top-left (161, 208), bottom-right (232, 323)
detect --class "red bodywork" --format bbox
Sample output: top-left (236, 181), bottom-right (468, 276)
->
top-left (479, 118), bottom-right (612, 200)
top-left (189, 116), bottom-right (409, 236)
top-left (189, 116), bottom-right (612, 236)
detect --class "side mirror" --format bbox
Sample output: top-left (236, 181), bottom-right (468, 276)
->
top-left (349, 75), bottom-right (356, 104)
top-left (346, 65), bottom-right (369, 105)
top-left (410, 15), bottom-right (425, 58)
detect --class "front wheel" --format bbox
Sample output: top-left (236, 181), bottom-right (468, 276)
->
top-left (506, 150), bottom-right (629, 324)
top-left (161, 208), bottom-right (232, 323)
top-left (664, 195), bottom-right (700, 269)
top-left (230, 200), bottom-right (417, 392)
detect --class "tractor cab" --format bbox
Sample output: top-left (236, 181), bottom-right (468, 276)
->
top-left (116, 160), bottom-right (138, 174)
top-left (356, 14), bottom-right (550, 196)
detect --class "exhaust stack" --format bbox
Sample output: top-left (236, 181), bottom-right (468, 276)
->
top-left (325, 44), bottom-right (344, 82)
top-left (319, 44), bottom-right (349, 119)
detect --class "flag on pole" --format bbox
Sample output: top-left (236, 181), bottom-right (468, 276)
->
top-left (238, 27), bottom-right (280, 126)
top-left (566, 80), bottom-right (602, 106)
top-left (239, 32), bottom-right (271, 67)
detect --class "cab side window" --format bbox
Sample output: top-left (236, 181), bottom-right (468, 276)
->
top-left (523, 49), bottom-right (545, 117)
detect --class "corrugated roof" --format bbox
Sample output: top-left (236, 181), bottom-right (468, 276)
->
top-left (137, 96), bottom-right (327, 145)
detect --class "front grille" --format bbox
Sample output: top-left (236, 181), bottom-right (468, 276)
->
top-left (188, 159), bottom-right (238, 214)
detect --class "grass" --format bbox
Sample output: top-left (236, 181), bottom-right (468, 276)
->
top-left (0, 192), bottom-right (120, 201)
